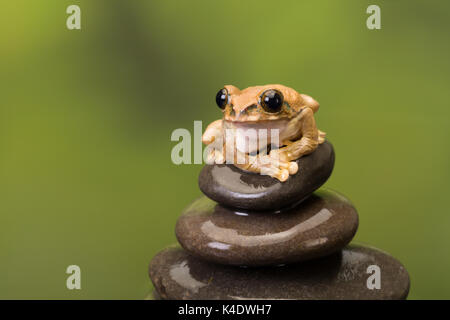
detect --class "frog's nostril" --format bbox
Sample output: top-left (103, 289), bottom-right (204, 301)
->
top-left (240, 104), bottom-right (258, 115)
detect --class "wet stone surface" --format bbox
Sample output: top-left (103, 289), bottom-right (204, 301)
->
top-left (149, 245), bottom-right (410, 300)
top-left (198, 140), bottom-right (335, 211)
top-left (175, 189), bottom-right (359, 266)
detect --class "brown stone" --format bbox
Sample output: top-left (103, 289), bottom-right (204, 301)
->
top-left (149, 245), bottom-right (410, 300)
top-left (198, 140), bottom-right (335, 211)
top-left (176, 189), bottom-right (358, 266)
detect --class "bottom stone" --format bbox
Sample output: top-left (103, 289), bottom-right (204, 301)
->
top-left (149, 245), bottom-right (409, 300)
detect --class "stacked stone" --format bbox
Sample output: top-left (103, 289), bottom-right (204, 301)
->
top-left (149, 141), bottom-right (410, 299)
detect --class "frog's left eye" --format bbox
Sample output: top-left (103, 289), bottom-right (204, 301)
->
top-left (260, 89), bottom-right (284, 113)
top-left (215, 88), bottom-right (229, 110)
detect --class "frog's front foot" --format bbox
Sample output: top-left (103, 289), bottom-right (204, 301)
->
top-left (256, 154), bottom-right (297, 182)
top-left (205, 147), bottom-right (225, 165)
top-left (261, 166), bottom-right (290, 182)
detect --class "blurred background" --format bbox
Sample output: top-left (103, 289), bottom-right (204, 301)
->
top-left (1, 0), bottom-right (449, 299)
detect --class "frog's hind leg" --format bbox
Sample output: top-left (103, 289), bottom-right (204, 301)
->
top-left (318, 130), bottom-right (326, 144)
top-left (233, 153), bottom-right (291, 182)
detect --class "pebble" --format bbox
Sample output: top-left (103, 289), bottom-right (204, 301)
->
top-left (175, 189), bottom-right (358, 266)
top-left (198, 141), bottom-right (335, 211)
top-left (149, 244), bottom-right (410, 300)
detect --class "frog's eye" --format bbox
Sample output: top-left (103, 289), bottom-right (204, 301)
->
top-left (260, 89), bottom-right (283, 113)
top-left (215, 88), bottom-right (229, 110)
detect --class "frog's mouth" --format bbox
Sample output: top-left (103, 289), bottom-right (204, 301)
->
top-left (223, 119), bottom-right (288, 154)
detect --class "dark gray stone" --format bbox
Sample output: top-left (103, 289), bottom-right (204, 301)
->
top-left (198, 140), bottom-right (335, 211)
top-left (176, 189), bottom-right (358, 266)
top-left (149, 245), bottom-right (410, 300)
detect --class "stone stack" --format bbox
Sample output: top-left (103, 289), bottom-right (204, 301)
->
top-left (149, 141), bottom-right (410, 299)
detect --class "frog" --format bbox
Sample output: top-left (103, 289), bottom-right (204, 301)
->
top-left (202, 84), bottom-right (326, 182)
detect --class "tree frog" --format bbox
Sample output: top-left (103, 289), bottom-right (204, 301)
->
top-left (202, 84), bottom-right (326, 182)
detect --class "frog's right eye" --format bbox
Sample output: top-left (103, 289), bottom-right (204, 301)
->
top-left (215, 88), bottom-right (229, 109)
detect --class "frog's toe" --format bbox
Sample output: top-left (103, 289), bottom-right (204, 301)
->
top-left (215, 152), bottom-right (225, 164)
top-left (288, 162), bottom-right (298, 174)
top-left (205, 151), bottom-right (216, 164)
top-left (318, 130), bottom-right (326, 144)
top-left (276, 169), bottom-right (289, 182)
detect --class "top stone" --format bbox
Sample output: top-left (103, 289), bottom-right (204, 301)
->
top-left (199, 140), bottom-right (335, 211)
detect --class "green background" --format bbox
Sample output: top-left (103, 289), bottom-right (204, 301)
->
top-left (1, 0), bottom-right (449, 299)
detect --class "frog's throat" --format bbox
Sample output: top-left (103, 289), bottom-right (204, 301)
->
top-left (222, 119), bottom-right (291, 154)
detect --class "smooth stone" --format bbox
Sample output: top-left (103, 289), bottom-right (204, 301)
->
top-left (175, 189), bottom-right (358, 266)
top-left (198, 140), bottom-right (335, 211)
top-left (149, 245), bottom-right (410, 300)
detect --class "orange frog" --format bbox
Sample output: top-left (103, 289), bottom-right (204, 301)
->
top-left (202, 85), bottom-right (326, 182)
